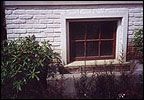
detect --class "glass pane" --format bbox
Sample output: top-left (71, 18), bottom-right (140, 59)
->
top-left (71, 42), bottom-right (84, 57)
top-left (101, 41), bottom-right (113, 56)
top-left (87, 22), bottom-right (99, 39)
top-left (69, 22), bottom-right (85, 40)
top-left (86, 41), bottom-right (99, 56)
top-left (101, 21), bottom-right (116, 39)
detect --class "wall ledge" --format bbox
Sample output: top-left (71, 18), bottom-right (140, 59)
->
top-left (4, 1), bottom-right (143, 6)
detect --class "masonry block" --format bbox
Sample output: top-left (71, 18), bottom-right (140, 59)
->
top-left (27, 29), bottom-right (41, 33)
top-left (5, 10), bottom-right (13, 15)
top-left (47, 24), bottom-right (61, 28)
top-left (7, 24), bottom-right (20, 29)
top-left (26, 19), bottom-right (39, 24)
top-left (7, 29), bottom-right (13, 34)
top-left (19, 15), bottom-right (33, 19)
top-left (39, 19), bottom-right (53, 24)
top-left (13, 10), bottom-right (26, 15)
top-left (13, 29), bottom-right (27, 34)
top-left (26, 10), bottom-right (40, 15)
top-left (12, 20), bottom-right (26, 24)
top-left (33, 24), bottom-right (47, 29)
top-left (20, 24), bottom-right (33, 29)
top-left (7, 34), bottom-right (20, 38)
top-left (33, 15), bottom-right (47, 19)
top-left (6, 15), bottom-right (18, 20)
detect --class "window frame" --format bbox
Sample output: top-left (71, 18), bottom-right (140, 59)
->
top-left (61, 11), bottom-right (128, 65)
top-left (69, 21), bottom-right (117, 62)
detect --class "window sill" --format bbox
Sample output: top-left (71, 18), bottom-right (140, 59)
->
top-left (64, 59), bottom-right (130, 68)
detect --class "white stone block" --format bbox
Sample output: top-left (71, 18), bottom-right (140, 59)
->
top-left (6, 20), bottom-right (26, 24)
top-left (19, 34), bottom-right (34, 37)
top-left (26, 10), bottom-right (40, 15)
top-left (129, 8), bottom-right (142, 13)
top-left (129, 17), bottom-right (135, 22)
top-left (134, 18), bottom-right (143, 22)
top-left (6, 15), bottom-right (18, 20)
top-left (13, 10), bottom-right (26, 15)
top-left (53, 33), bottom-right (61, 37)
top-left (54, 37), bottom-right (61, 42)
top-left (7, 34), bottom-right (20, 38)
top-left (5, 10), bottom-right (12, 15)
top-left (129, 13), bottom-right (135, 17)
top-left (13, 29), bottom-right (26, 34)
top-left (134, 22), bottom-right (143, 26)
top-left (33, 15), bottom-right (47, 19)
top-left (27, 29), bottom-right (41, 33)
top-left (47, 24), bottom-right (61, 28)
top-left (53, 42), bottom-right (61, 46)
top-left (13, 20), bottom-right (26, 24)
top-left (33, 24), bottom-right (47, 29)
top-left (54, 28), bottom-right (61, 33)
top-left (128, 31), bottom-right (133, 35)
top-left (39, 19), bottom-right (53, 24)
top-left (20, 24), bottom-right (33, 29)
top-left (7, 29), bottom-right (13, 34)
top-left (134, 13), bottom-right (143, 18)
top-left (19, 15), bottom-right (33, 19)
top-left (34, 32), bottom-right (47, 38)
top-left (26, 19), bottom-right (39, 24)
top-left (7, 24), bottom-right (20, 29)
top-left (128, 22), bottom-right (134, 26)
top-left (6, 20), bottom-right (12, 24)
top-left (53, 19), bottom-right (61, 24)
top-left (128, 34), bottom-right (134, 39)
top-left (46, 33), bottom-right (54, 37)
top-left (44, 29), bottom-right (54, 33)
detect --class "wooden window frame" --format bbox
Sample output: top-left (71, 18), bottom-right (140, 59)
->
top-left (69, 21), bottom-right (117, 62)
top-left (61, 11), bottom-right (128, 65)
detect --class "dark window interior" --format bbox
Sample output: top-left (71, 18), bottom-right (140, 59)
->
top-left (69, 20), bottom-right (117, 62)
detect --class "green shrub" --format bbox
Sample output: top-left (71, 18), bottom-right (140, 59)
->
top-left (131, 28), bottom-right (143, 56)
top-left (1, 35), bottom-right (63, 99)
top-left (74, 71), bottom-right (143, 99)
top-left (74, 72), bottom-right (119, 99)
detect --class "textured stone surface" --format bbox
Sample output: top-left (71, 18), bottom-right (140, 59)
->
top-left (5, 4), bottom-right (143, 57)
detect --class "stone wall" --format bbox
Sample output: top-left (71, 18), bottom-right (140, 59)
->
top-left (5, 4), bottom-right (143, 57)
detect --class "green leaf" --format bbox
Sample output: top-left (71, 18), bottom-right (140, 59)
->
top-left (35, 71), bottom-right (40, 74)
top-left (35, 75), bottom-right (40, 81)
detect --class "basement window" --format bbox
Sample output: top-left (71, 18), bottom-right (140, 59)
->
top-left (69, 20), bottom-right (117, 62)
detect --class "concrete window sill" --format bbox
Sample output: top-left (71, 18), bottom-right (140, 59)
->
top-left (64, 59), bottom-right (130, 68)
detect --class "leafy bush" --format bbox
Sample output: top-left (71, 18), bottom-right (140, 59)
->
top-left (131, 28), bottom-right (143, 57)
top-left (1, 35), bottom-right (63, 99)
top-left (74, 72), bottom-right (119, 99)
top-left (74, 71), bottom-right (143, 99)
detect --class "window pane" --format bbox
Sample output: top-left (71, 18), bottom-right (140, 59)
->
top-left (101, 21), bottom-right (116, 39)
top-left (87, 22), bottom-right (99, 39)
top-left (101, 41), bottom-right (113, 56)
top-left (69, 22), bottom-right (85, 40)
top-left (86, 41), bottom-right (99, 56)
top-left (71, 42), bottom-right (84, 57)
